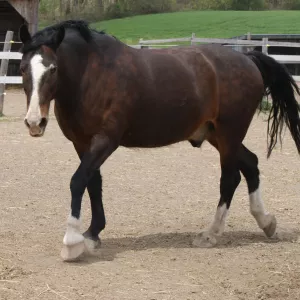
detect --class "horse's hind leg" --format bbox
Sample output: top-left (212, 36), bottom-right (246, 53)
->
top-left (193, 135), bottom-right (241, 248)
top-left (238, 144), bottom-right (277, 237)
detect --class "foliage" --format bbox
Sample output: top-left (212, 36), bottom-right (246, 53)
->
top-left (40, 0), bottom-right (105, 22)
top-left (265, 0), bottom-right (300, 9)
top-left (284, 0), bottom-right (300, 9)
top-left (231, 0), bottom-right (265, 10)
top-left (39, 0), bottom-right (300, 23)
top-left (105, 0), bottom-right (176, 19)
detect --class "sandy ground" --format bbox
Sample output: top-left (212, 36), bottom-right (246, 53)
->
top-left (0, 90), bottom-right (300, 300)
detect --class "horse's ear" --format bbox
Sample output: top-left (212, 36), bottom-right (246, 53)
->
top-left (19, 24), bottom-right (31, 44)
top-left (51, 27), bottom-right (65, 51)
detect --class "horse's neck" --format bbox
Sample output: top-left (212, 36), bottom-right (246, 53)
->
top-left (55, 37), bottom-right (135, 112)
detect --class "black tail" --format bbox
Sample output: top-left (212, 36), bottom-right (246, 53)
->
top-left (246, 50), bottom-right (300, 158)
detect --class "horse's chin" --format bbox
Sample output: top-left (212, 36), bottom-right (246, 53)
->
top-left (29, 126), bottom-right (46, 137)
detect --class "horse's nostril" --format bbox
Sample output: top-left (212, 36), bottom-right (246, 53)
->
top-left (40, 117), bottom-right (48, 128)
top-left (24, 119), bottom-right (30, 128)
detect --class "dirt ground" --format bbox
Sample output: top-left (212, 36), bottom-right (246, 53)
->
top-left (0, 90), bottom-right (299, 300)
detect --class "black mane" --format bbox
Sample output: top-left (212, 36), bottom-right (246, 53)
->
top-left (21, 20), bottom-right (106, 54)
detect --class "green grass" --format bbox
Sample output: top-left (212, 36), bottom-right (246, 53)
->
top-left (91, 10), bottom-right (300, 44)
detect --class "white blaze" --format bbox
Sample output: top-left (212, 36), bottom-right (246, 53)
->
top-left (25, 54), bottom-right (50, 126)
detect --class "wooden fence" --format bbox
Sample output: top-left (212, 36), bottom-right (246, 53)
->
top-left (136, 33), bottom-right (300, 81)
top-left (138, 35), bottom-right (300, 49)
top-left (1, 31), bottom-right (300, 115)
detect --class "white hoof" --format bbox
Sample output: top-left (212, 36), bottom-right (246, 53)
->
top-left (61, 215), bottom-right (85, 261)
top-left (61, 241), bottom-right (85, 261)
top-left (192, 231), bottom-right (217, 248)
top-left (263, 214), bottom-right (277, 238)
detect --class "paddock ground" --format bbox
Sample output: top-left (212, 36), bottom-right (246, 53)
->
top-left (0, 90), bottom-right (300, 300)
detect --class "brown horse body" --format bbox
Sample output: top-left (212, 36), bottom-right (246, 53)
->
top-left (56, 42), bottom-right (263, 150)
top-left (18, 21), bottom-right (300, 261)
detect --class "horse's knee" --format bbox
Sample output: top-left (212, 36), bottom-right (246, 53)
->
top-left (220, 169), bottom-right (241, 192)
top-left (220, 169), bottom-right (241, 208)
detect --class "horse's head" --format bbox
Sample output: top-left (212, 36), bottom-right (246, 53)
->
top-left (19, 24), bottom-right (65, 137)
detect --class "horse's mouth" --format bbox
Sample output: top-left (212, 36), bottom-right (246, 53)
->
top-left (29, 125), bottom-right (46, 137)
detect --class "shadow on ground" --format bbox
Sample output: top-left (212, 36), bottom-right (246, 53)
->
top-left (73, 228), bottom-right (299, 265)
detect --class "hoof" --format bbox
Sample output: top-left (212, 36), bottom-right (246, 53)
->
top-left (84, 237), bottom-right (101, 253)
top-left (83, 231), bottom-right (101, 253)
top-left (192, 231), bottom-right (217, 248)
top-left (61, 241), bottom-right (85, 262)
top-left (263, 214), bottom-right (277, 238)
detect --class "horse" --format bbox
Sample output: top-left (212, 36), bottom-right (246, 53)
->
top-left (18, 20), bottom-right (300, 261)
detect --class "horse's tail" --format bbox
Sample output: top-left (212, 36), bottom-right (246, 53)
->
top-left (245, 50), bottom-right (300, 158)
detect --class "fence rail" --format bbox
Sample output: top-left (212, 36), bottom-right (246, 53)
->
top-left (138, 32), bottom-right (300, 47)
top-left (0, 52), bottom-right (22, 60)
top-left (0, 76), bottom-right (22, 84)
top-left (139, 36), bottom-right (300, 48)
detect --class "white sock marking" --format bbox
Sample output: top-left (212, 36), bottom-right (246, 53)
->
top-left (63, 215), bottom-right (84, 246)
top-left (249, 186), bottom-right (270, 229)
top-left (25, 54), bottom-right (52, 126)
top-left (209, 203), bottom-right (228, 236)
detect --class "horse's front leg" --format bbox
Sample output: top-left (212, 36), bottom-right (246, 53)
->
top-left (61, 134), bottom-right (118, 261)
top-left (73, 144), bottom-right (106, 251)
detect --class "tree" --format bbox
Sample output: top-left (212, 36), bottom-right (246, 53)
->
top-left (231, 0), bottom-right (265, 10)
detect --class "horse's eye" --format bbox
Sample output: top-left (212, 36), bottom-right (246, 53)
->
top-left (50, 66), bottom-right (57, 74)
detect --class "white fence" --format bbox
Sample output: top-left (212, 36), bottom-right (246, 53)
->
top-left (138, 36), bottom-right (300, 49)
top-left (0, 52), bottom-right (22, 84)
top-left (136, 33), bottom-right (300, 81)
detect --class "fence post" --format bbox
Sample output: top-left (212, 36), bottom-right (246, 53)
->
top-left (233, 38), bottom-right (242, 52)
top-left (246, 32), bottom-right (252, 52)
top-left (262, 37), bottom-right (268, 55)
top-left (139, 38), bottom-right (148, 49)
top-left (0, 30), bottom-right (14, 116)
top-left (191, 33), bottom-right (195, 46)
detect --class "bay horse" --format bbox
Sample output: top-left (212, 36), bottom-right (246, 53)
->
top-left (18, 20), bottom-right (300, 261)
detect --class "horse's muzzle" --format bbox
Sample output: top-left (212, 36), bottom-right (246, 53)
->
top-left (24, 117), bottom-right (48, 137)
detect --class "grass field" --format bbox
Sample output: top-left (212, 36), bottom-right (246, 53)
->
top-left (92, 10), bottom-right (300, 44)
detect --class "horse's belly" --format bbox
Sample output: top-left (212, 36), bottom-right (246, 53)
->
top-left (120, 133), bottom-right (183, 148)
top-left (120, 113), bottom-right (200, 148)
